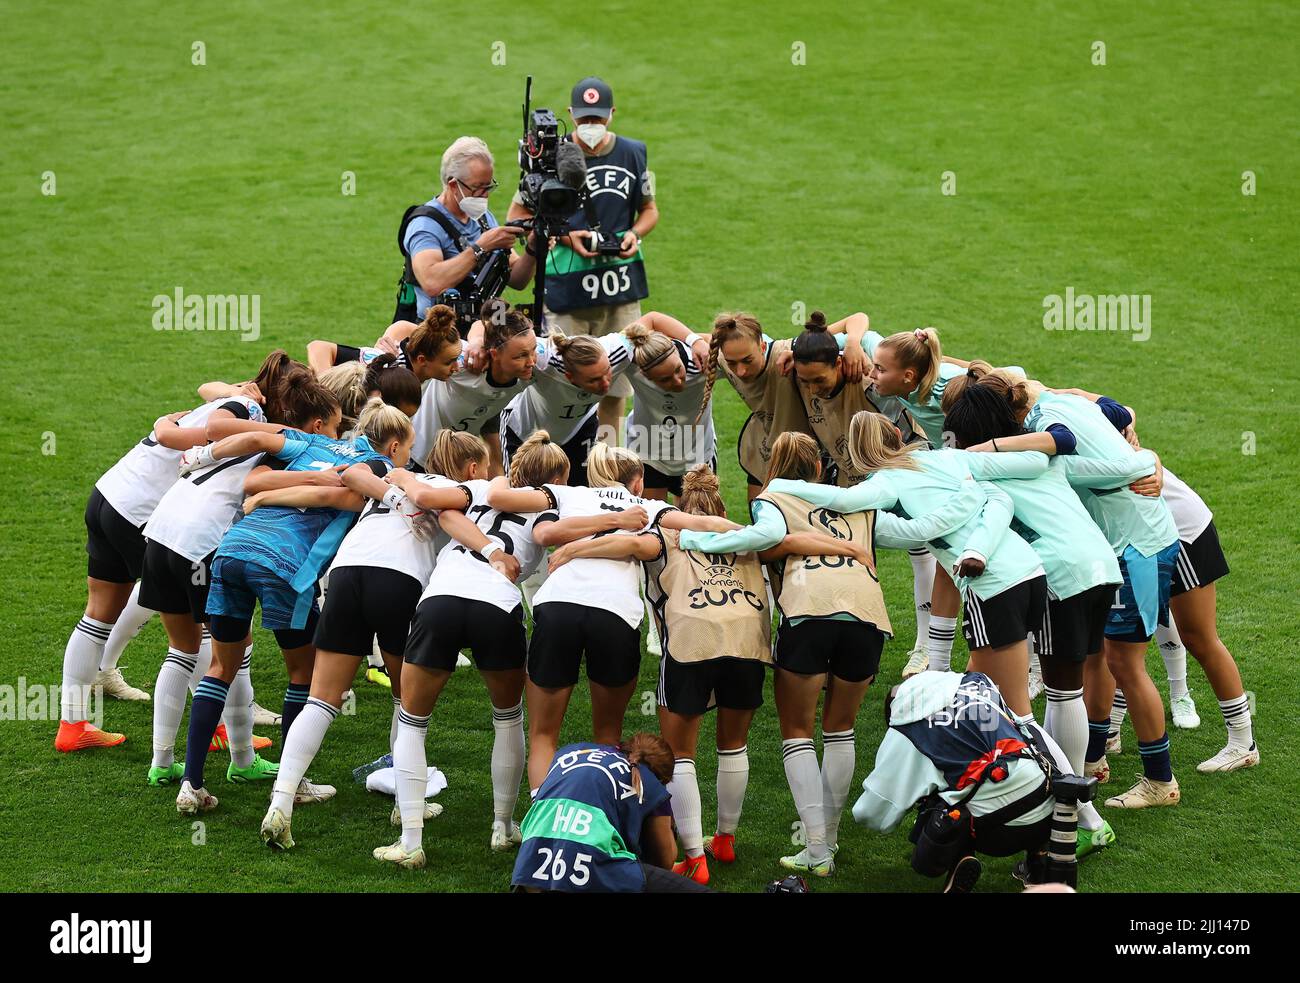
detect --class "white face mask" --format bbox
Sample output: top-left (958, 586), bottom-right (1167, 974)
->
top-left (457, 187), bottom-right (489, 220)
top-left (575, 123), bottom-right (607, 149)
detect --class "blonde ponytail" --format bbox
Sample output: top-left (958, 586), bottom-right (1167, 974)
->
top-left (846, 411), bottom-right (922, 475)
top-left (510, 429), bottom-right (570, 488)
top-left (586, 441), bottom-right (643, 489)
top-left (878, 328), bottom-right (943, 403)
top-left (428, 429), bottom-right (489, 479)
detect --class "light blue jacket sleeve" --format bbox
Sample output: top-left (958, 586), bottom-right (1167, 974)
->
top-left (853, 729), bottom-right (945, 833)
top-left (678, 500), bottom-right (786, 553)
top-left (765, 476), bottom-right (899, 514)
top-left (871, 478), bottom-right (986, 545)
top-left (1056, 449), bottom-right (1158, 489)
top-left (961, 450), bottom-right (1050, 481)
top-left (962, 482), bottom-right (1016, 561)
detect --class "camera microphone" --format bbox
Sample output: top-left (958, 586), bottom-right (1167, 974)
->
top-left (556, 139), bottom-right (588, 191)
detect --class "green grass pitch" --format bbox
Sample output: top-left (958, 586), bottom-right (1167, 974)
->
top-left (2, 0), bottom-right (1297, 892)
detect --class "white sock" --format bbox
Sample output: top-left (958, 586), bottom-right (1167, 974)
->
top-left (716, 745), bottom-right (749, 835)
top-left (926, 616), bottom-right (957, 673)
top-left (223, 650), bottom-right (255, 769)
top-left (1157, 622), bottom-right (1189, 700)
top-left (394, 709), bottom-right (431, 851)
top-left (389, 696), bottom-right (402, 754)
top-left (151, 648), bottom-right (198, 769)
top-left (367, 639), bottom-right (384, 670)
top-left (1108, 688), bottom-right (1127, 738)
top-left (520, 567), bottom-right (547, 611)
top-left (1044, 686), bottom-right (1088, 774)
top-left (908, 549), bottom-right (935, 650)
top-left (187, 633), bottom-right (213, 694)
top-left (782, 738), bottom-right (827, 860)
top-left (98, 584), bottom-right (154, 671)
top-left (1218, 694), bottom-right (1254, 750)
top-left (645, 598), bottom-right (660, 649)
top-left (490, 701), bottom-right (525, 826)
top-left (820, 730), bottom-right (855, 850)
top-left (1018, 713), bottom-right (1102, 832)
top-left (61, 615), bottom-right (112, 722)
top-left (271, 698), bottom-right (338, 816)
top-left (668, 758), bottom-right (703, 858)
top-left (1029, 644), bottom-right (1042, 679)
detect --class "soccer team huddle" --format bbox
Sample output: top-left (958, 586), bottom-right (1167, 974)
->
top-left (57, 298), bottom-right (1258, 890)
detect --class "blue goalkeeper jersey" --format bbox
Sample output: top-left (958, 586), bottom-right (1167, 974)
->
top-left (215, 431), bottom-right (389, 596)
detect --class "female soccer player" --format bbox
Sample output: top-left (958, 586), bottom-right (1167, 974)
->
top-left (257, 423), bottom-right (501, 850)
top-left (699, 311), bottom-right (867, 500)
top-left (411, 302), bottom-right (543, 473)
top-left (307, 303), bottom-right (464, 382)
top-left (1053, 388), bottom-right (1259, 775)
top-left (621, 314), bottom-right (718, 500)
top-left (378, 431), bottom-right (658, 866)
top-left (55, 387), bottom-right (269, 753)
top-left (786, 313), bottom-right (940, 675)
top-left (500, 331), bottom-right (632, 487)
top-left (763, 417), bottom-right (1050, 713)
top-left (966, 374), bottom-right (1183, 810)
top-left (943, 384), bottom-right (1167, 855)
top-left (139, 380), bottom-right (339, 786)
top-left (672, 433), bottom-right (896, 877)
top-left (632, 463), bottom-right (864, 883)
top-left (172, 399), bottom-right (413, 815)
top-left (318, 355), bottom-right (422, 426)
top-left (486, 442), bottom-right (736, 793)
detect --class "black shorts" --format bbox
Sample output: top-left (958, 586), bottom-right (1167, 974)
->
top-left (657, 656), bottom-right (766, 716)
top-left (962, 576), bottom-right (1049, 651)
top-left (315, 565), bottom-right (423, 657)
top-left (1032, 583), bottom-right (1113, 663)
top-left (775, 619), bottom-right (884, 682)
top-left (404, 595), bottom-right (526, 673)
top-left (1170, 521), bottom-right (1229, 597)
top-left (84, 489), bottom-right (146, 583)
top-left (528, 601), bottom-right (641, 688)
top-left (139, 541), bottom-right (211, 622)
top-left (642, 457), bottom-right (719, 498)
top-left (504, 412), bottom-right (600, 488)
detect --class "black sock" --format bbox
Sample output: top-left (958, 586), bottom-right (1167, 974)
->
top-left (183, 676), bottom-right (230, 788)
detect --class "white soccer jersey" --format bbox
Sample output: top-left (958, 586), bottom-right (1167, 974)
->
top-left (410, 339), bottom-right (547, 464)
top-left (422, 478), bottom-right (555, 611)
top-left (329, 472), bottom-right (456, 586)
top-left (622, 338), bottom-right (717, 476)
top-left (1161, 469), bottom-right (1213, 543)
top-left (143, 450), bottom-right (267, 563)
top-left (95, 396), bottom-right (264, 527)
top-left (532, 483), bottom-right (676, 629)
top-left (502, 334), bottom-right (631, 445)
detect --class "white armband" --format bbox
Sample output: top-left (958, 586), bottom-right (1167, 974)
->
top-left (480, 541), bottom-right (503, 560)
top-left (382, 487), bottom-right (408, 511)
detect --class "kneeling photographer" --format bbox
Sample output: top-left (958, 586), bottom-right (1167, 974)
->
top-left (394, 136), bottom-right (538, 337)
top-left (855, 671), bottom-right (1097, 892)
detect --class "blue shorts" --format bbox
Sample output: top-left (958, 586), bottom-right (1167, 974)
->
top-left (206, 556), bottom-right (318, 633)
top-left (1105, 542), bottom-right (1179, 643)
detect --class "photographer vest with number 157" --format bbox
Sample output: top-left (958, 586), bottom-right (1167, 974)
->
top-left (754, 491), bottom-right (892, 636)
top-left (652, 529), bottom-right (773, 665)
top-left (544, 135), bottom-right (651, 313)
